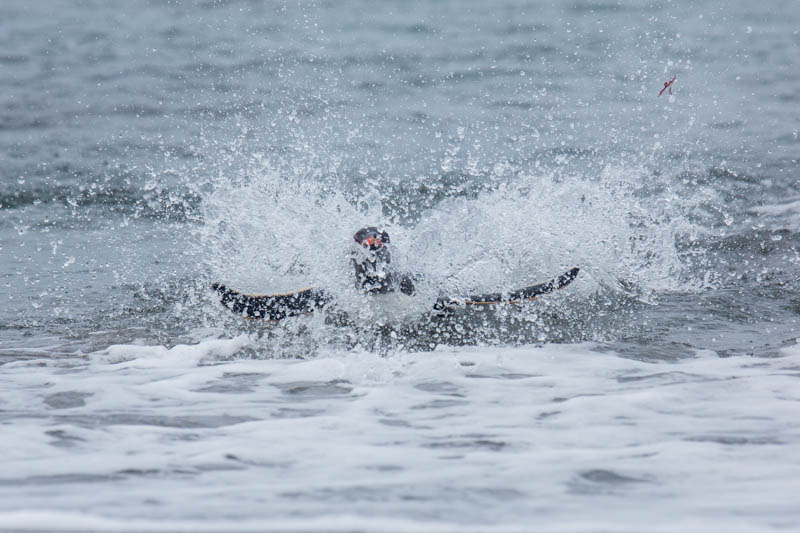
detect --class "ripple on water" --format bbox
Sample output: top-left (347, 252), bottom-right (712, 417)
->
top-left (52, 413), bottom-right (257, 429)
top-left (272, 380), bottom-right (355, 400)
top-left (569, 469), bottom-right (652, 495)
top-left (43, 391), bottom-right (93, 409)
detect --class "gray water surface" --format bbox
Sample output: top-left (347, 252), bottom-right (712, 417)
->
top-left (1, 0), bottom-right (799, 530)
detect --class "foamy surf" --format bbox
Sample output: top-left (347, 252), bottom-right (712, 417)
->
top-left (1, 339), bottom-right (799, 529)
top-left (0, 510), bottom-right (774, 533)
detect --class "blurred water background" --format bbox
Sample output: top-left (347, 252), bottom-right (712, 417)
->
top-left (1, 1), bottom-right (799, 530)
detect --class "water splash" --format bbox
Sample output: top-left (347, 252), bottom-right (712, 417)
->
top-left (190, 138), bottom-right (714, 353)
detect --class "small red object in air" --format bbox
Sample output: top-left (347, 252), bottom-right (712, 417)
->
top-left (659, 75), bottom-right (676, 97)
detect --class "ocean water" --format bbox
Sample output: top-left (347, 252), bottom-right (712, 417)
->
top-left (1, 0), bottom-right (799, 531)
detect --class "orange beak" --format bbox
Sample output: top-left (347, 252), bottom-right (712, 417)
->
top-left (362, 236), bottom-right (383, 247)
